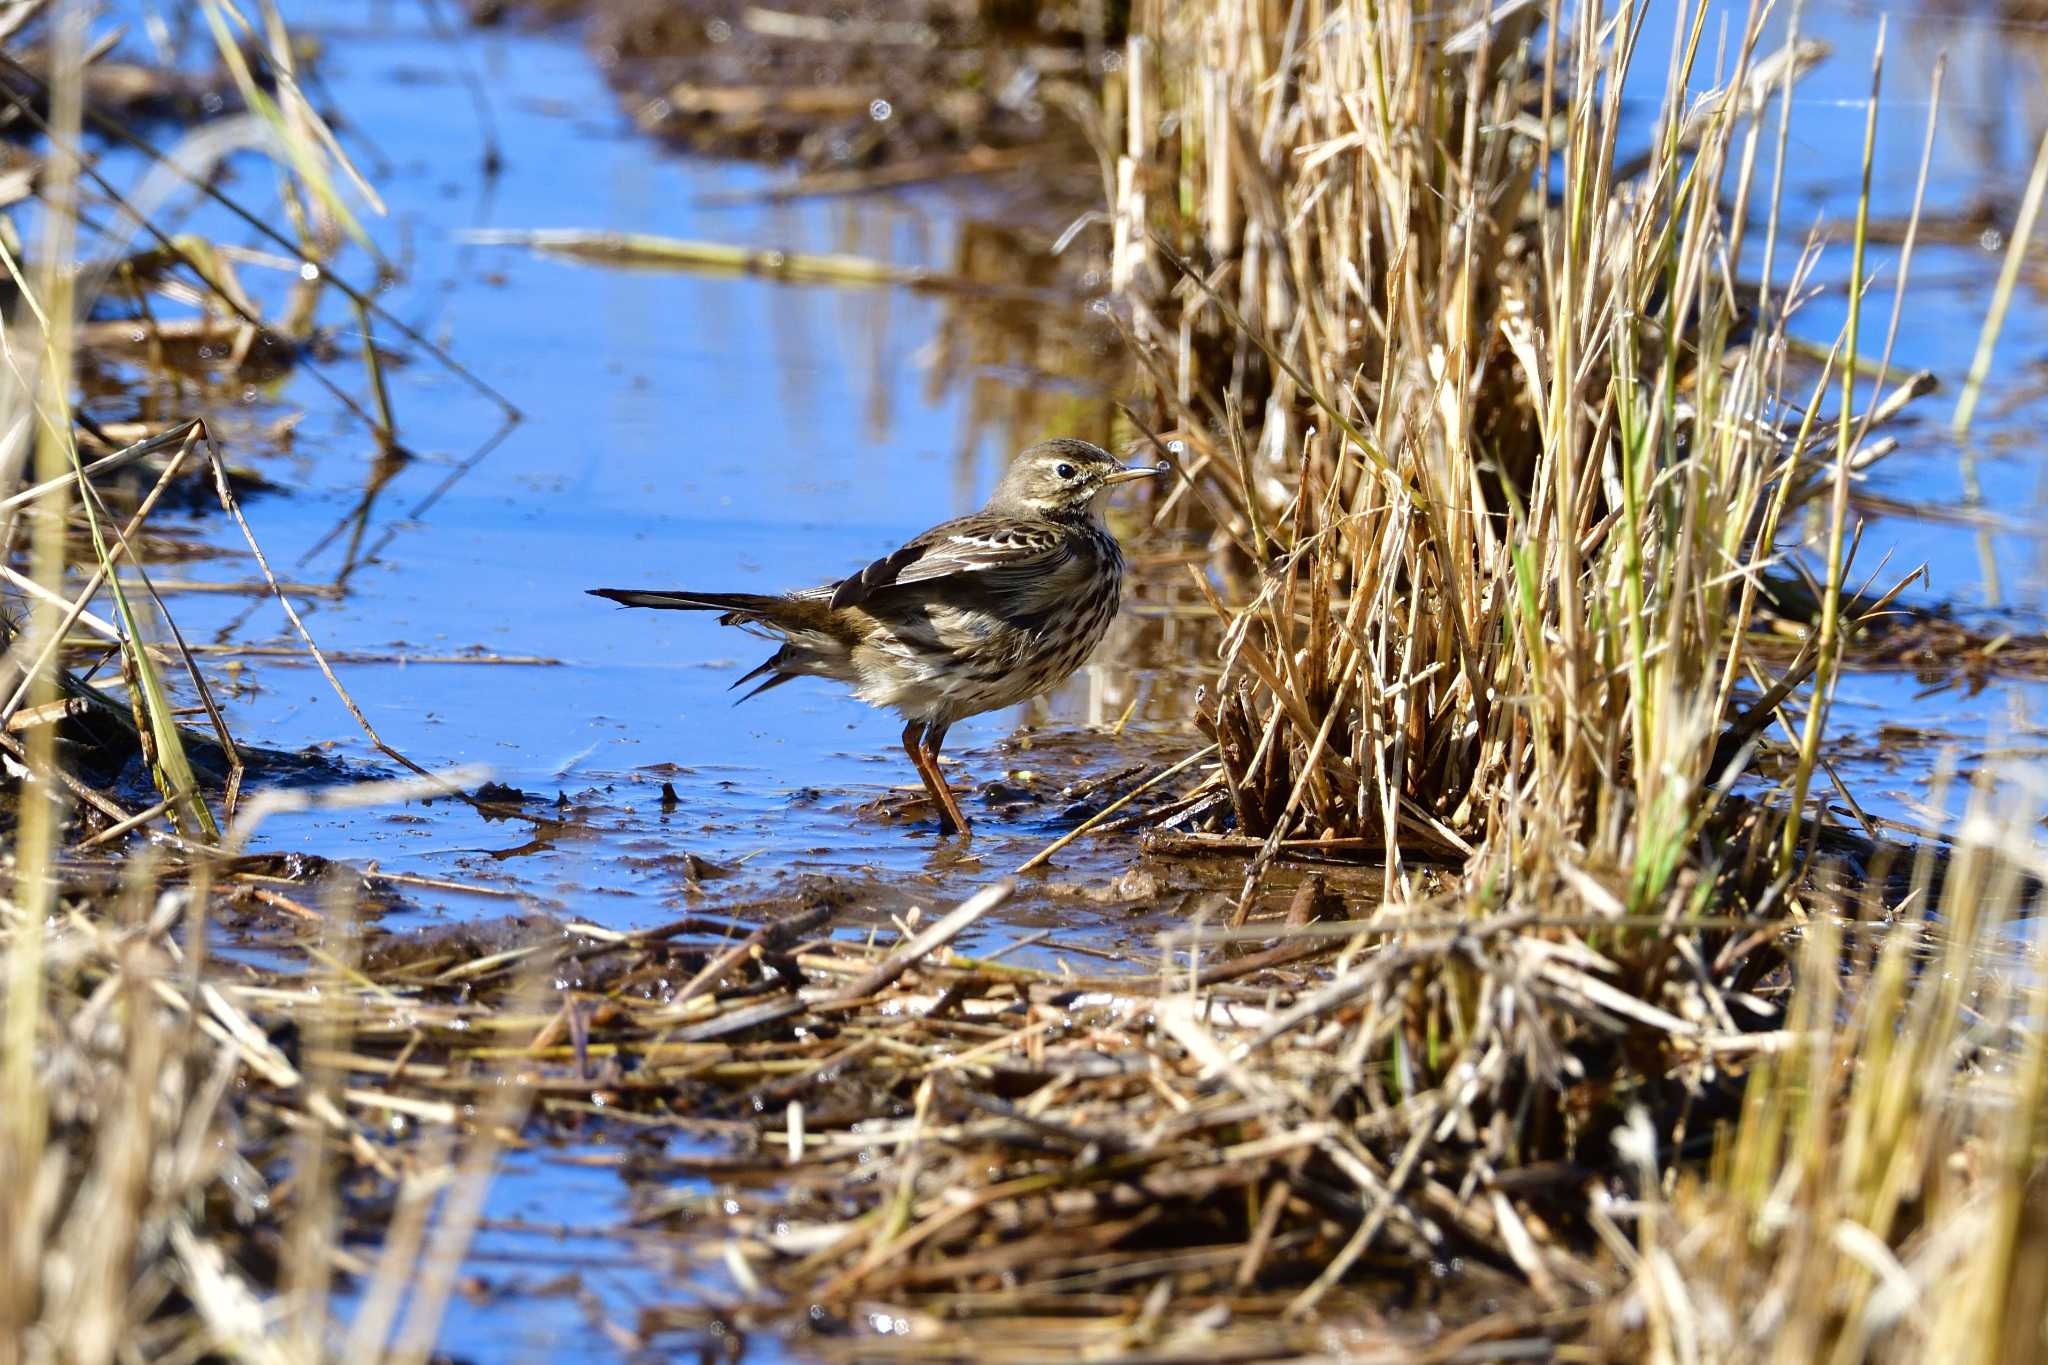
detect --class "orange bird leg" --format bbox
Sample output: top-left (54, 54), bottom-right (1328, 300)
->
top-left (919, 722), bottom-right (972, 835)
top-left (900, 720), bottom-right (959, 833)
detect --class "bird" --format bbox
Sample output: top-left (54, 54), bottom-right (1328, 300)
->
top-left (590, 438), bottom-right (1165, 836)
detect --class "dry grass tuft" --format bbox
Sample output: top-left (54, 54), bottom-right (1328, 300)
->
top-left (1111, 0), bottom-right (1932, 890)
top-left (1604, 778), bottom-right (2048, 1364)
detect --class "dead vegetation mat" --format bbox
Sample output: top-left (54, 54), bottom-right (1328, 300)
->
top-left (19, 808), bottom-right (1873, 1361)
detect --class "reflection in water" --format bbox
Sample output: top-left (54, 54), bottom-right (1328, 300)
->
top-left (68, 0), bottom-right (1212, 950)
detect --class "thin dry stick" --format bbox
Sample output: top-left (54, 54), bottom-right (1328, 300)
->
top-left (668, 903), bottom-right (837, 1010)
top-left (821, 881), bottom-right (1014, 1005)
top-left (74, 798), bottom-right (172, 850)
top-left (0, 425), bottom-right (200, 721)
top-left (194, 422), bottom-right (434, 780)
top-left (0, 422), bottom-right (193, 513)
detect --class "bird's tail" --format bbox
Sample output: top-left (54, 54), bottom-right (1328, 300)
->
top-left (587, 587), bottom-right (851, 704)
top-left (587, 588), bottom-right (784, 614)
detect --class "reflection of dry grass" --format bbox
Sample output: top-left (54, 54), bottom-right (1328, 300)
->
top-left (927, 221), bottom-right (1123, 459)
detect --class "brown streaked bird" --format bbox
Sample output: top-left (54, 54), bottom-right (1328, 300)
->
top-left (590, 438), bottom-right (1165, 836)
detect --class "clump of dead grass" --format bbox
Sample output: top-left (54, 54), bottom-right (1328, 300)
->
top-left (1111, 0), bottom-right (1933, 889)
top-left (1034, 0), bottom-right (2048, 1358)
top-left (1602, 776), bottom-right (2048, 1364)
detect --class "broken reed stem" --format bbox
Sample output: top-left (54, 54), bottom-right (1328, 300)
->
top-left (460, 228), bottom-right (1065, 304)
top-left (822, 881), bottom-right (1012, 1003)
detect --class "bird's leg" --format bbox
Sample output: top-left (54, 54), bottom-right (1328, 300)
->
top-left (919, 723), bottom-right (972, 835)
top-left (900, 720), bottom-right (959, 834)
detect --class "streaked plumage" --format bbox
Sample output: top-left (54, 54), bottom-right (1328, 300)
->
top-left (591, 438), bottom-right (1163, 835)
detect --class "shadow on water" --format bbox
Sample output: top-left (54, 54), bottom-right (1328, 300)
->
top-left (28, 0), bottom-right (2048, 1354)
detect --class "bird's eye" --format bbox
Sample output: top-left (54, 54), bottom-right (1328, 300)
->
top-left (1055, 462), bottom-right (1076, 480)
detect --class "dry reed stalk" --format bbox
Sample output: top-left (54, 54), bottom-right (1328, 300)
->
top-left (1111, 0), bottom-right (1930, 894)
top-left (0, 9), bottom-right (520, 1358)
top-left (1604, 773), bottom-right (2048, 1364)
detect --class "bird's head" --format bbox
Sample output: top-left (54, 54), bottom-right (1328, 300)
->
top-left (988, 438), bottom-right (1166, 519)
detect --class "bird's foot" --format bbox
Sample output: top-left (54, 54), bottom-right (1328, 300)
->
top-left (870, 786), bottom-right (973, 837)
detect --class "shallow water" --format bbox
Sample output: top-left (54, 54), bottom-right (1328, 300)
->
top-left (1626, 0), bottom-right (2048, 820)
top-left (85, 0), bottom-right (2048, 931)
top-left (54, 0), bottom-right (2048, 1355)
top-left (72, 10), bottom-right (1179, 1351)
top-left (84, 3), bottom-right (1200, 962)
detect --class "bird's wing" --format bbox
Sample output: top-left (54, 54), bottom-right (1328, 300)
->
top-left (817, 515), bottom-right (1069, 610)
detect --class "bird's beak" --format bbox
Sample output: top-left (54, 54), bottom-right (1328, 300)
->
top-left (1103, 461), bottom-right (1169, 486)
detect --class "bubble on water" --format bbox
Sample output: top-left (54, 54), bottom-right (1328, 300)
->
top-left (869, 99), bottom-right (893, 122)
